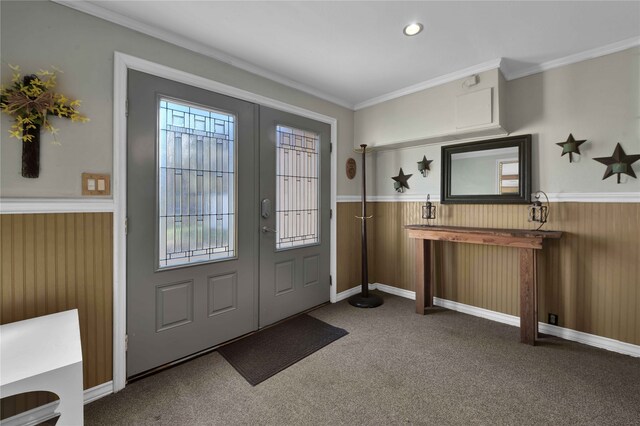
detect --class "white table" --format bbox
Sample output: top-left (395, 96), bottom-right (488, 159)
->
top-left (1, 309), bottom-right (84, 425)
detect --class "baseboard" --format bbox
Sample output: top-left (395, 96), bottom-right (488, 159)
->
top-left (82, 381), bottom-right (113, 404)
top-left (374, 283), bottom-right (417, 301)
top-left (0, 381), bottom-right (113, 426)
top-left (0, 402), bottom-right (57, 426)
top-left (369, 283), bottom-right (640, 358)
top-left (432, 296), bottom-right (521, 328)
top-left (335, 284), bottom-right (376, 302)
top-left (537, 323), bottom-right (640, 358)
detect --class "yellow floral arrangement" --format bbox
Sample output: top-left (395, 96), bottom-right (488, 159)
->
top-left (0, 65), bottom-right (88, 143)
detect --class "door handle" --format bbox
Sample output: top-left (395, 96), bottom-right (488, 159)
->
top-left (262, 226), bottom-right (277, 233)
top-left (261, 198), bottom-right (272, 219)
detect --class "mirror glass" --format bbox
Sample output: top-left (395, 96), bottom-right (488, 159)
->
top-left (450, 147), bottom-right (519, 196)
top-left (440, 135), bottom-right (531, 204)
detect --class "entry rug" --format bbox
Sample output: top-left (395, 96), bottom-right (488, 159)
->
top-left (217, 314), bottom-right (348, 386)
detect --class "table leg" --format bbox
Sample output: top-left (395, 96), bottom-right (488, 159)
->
top-left (415, 239), bottom-right (433, 315)
top-left (519, 248), bottom-right (538, 345)
top-left (53, 363), bottom-right (84, 426)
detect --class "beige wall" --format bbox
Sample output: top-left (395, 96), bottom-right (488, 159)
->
top-left (354, 68), bottom-right (502, 148)
top-left (356, 47), bottom-right (639, 197)
top-left (506, 47), bottom-right (639, 193)
top-left (0, 0), bottom-right (359, 416)
top-left (0, 0), bottom-right (360, 197)
top-left (338, 47), bottom-right (640, 347)
top-left (1, 6), bottom-right (639, 419)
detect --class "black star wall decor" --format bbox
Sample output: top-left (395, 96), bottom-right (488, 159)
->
top-left (392, 168), bottom-right (412, 192)
top-left (417, 156), bottom-right (433, 177)
top-left (593, 143), bottom-right (640, 184)
top-left (556, 133), bottom-right (586, 163)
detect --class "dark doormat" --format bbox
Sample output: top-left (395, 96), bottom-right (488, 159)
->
top-left (217, 314), bottom-right (348, 386)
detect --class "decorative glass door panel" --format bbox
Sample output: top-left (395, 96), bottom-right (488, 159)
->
top-left (127, 70), bottom-right (256, 378)
top-left (158, 98), bottom-right (236, 269)
top-left (259, 108), bottom-right (330, 327)
top-left (275, 125), bottom-right (319, 250)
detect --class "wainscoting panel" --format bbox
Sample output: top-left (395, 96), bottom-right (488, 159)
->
top-left (366, 202), bottom-right (639, 346)
top-left (336, 202), bottom-right (376, 293)
top-left (0, 213), bottom-right (113, 419)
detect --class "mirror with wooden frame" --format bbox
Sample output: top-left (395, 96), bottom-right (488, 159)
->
top-left (440, 135), bottom-right (532, 204)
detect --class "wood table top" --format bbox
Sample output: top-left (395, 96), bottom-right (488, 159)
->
top-left (405, 225), bottom-right (562, 249)
top-left (405, 225), bottom-right (562, 239)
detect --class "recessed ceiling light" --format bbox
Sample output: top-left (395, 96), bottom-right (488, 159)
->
top-left (403, 23), bottom-right (423, 36)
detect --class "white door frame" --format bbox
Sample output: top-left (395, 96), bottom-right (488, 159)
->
top-left (112, 52), bottom-right (338, 392)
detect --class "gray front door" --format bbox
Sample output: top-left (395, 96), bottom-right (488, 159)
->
top-left (126, 71), bottom-right (258, 377)
top-left (258, 107), bottom-right (331, 327)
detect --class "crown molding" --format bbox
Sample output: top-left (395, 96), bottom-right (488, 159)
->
top-left (48, 2), bottom-right (640, 112)
top-left (353, 36), bottom-right (640, 110)
top-left (354, 58), bottom-right (503, 110)
top-left (502, 36), bottom-right (640, 81)
top-left (51, 0), bottom-right (354, 110)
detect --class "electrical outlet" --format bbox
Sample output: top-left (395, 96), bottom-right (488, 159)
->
top-left (548, 313), bottom-right (558, 326)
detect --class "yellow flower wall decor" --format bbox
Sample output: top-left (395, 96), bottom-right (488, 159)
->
top-left (1, 65), bottom-right (89, 178)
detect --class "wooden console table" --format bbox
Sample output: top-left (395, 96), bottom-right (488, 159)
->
top-left (405, 225), bottom-right (562, 345)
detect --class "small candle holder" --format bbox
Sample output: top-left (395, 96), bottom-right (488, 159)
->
top-left (528, 191), bottom-right (549, 230)
top-left (422, 194), bottom-right (436, 221)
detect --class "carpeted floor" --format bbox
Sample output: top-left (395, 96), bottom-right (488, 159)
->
top-left (85, 293), bottom-right (640, 425)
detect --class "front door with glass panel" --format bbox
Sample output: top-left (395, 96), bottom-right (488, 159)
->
top-left (126, 70), bottom-right (257, 377)
top-left (258, 107), bottom-right (331, 327)
top-left (126, 71), bottom-right (331, 377)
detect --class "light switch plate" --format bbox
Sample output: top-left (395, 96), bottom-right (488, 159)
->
top-left (82, 173), bottom-right (111, 196)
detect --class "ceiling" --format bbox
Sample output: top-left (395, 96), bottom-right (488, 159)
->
top-left (64, 1), bottom-right (639, 109)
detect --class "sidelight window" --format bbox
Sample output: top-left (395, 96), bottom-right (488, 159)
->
top-left (275, 125), bottom-right (320, 250)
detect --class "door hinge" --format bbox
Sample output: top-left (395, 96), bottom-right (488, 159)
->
top-left (330, 142), bottom-right (333, 153)
top-left (125, 334), bottom-right (128, 351)
top-left (125, 99), bottom-right (129, 117)
top-left (329, 275), bottom-right (333, 286)
top-left (330, 208), bottom-right (333, 219)
top-left (125, 217), bottom-right (128, 235)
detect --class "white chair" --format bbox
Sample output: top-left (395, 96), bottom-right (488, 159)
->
top-left (1, 309), bottom-right (84, 425)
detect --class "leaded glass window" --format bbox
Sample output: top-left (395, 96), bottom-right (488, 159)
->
top-left (158, 98), bottom-right (236, 268)
top-left (275, 125), bottom-right (319, 250)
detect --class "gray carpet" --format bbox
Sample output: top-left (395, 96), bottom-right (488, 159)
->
top-left (218, 314), bottom-right (348, 385)
top-left (85, 293), bottom-right (640, 425)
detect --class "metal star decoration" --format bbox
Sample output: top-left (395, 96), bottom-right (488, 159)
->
top-left (556, 133), bottom-right (586, 163)
top-left (392, 168), bottom-right (412, 192)
top-left (417, 156), bottom-right (433, 177)
top-left (593, 143), bottom-right (640, 184)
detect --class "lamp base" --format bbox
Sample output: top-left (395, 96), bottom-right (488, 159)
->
top-left (348, 293), bottom-right (384, 308)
